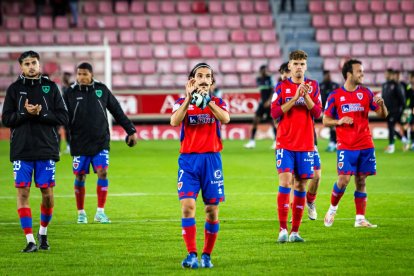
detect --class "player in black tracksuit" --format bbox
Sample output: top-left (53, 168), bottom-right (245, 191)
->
top-left (64, 62), bottom-right (137, 224)
top-left (2, 51), bottom-right (68, 253)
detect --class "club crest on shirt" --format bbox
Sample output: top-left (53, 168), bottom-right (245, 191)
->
top-left (338, 162), bottom-right (344, 169)
top-left (306, 83), bottom-right (313, 93)
top-left (277, 160), bottom-right (282, 167)
top-left (177, 182), bottom-right (183, 190)
top-left (286, 88), bottom-right (291, 94)
top-left (340, 96), bottom-right (346, 102)
top-left (357, 93), bottom-right (363, 100)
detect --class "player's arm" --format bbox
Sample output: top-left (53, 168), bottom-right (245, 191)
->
top-left (208, 99), bottom-right (230, 124)
top-left (323, 114), bottom-right (353, 127)
top-left (304, 83), bottom-right (322, 118)
top-left (106, 87), bottom-right (137, 136)
top-left (38, 84), bottom-right (69, 126)
top-left (171, 79), bottom-right (195, 126)
top-left (1, 86), bottom-right (32, 127)
top-left (272, 83), bottom-right (305, 119)
top-left (373, 96), bottom-right (388, 119)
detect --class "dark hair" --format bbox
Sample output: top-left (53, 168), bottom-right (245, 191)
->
top-left (188, 62), bottom-right (215, 84)
top-left (279, 62), bottom-right (289, 73)
top-left (260, 64), bottom-right (267, 71)
top-left (77, 62), bottom-right (93, 73)
top-left (409, 71), bottom-right (414, 77)
top-left (386, 68), bottom-right (394, 74)
top-left (289, 50), bottom-right (308, 61)
top-left (341, 59), bottom-right (362, 80)
top-left (323, 70), bottom-right (330, 75)
top-left (18, 51), bottom-right (40, 64)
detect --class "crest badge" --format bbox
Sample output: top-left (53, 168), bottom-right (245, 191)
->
top-left (96, 89), bottom-right (103, 98)
top-left (177, 182), bottom-right (183, 191)
top-left (42, 86), bottom-right (50, 93)
top-left (338, 162), bottom-right (344, 169)
top-left (277, 160), bottom-right (282, 167)
top-left (73, 162), bottom-right (79, 169)
top-left (357, 93), bottom-right (363, 100)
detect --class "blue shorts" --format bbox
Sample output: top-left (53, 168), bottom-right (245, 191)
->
top-left (337, 148), bottom-right (376, 176)
top-left (177, 153), bottom-right (225, 205)
top-left (72, 150), bottom-right (109, 175)
top-left (276, 149), bottom-right (314, 179)
top-left (314, 146), bottom-right (321, 170)
top-left (13, 160), bottom-right (56, 188)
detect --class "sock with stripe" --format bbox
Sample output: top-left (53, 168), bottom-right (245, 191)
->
top-left (306, 192), bottom-right (317, 204)
top-left (354, 191), bottom-right (367, 216)
top-left (97, 178), bottom-right (108, 209)
top-left (182, 218), bottom-right (197, 254)
top-left (277, 186), bottom-right (291, 231)
top-left (330, 182), bottom-right (346, 207)
top-left (17, 207), bottom-right (35, 243)
top-left (203, 220), bottom-right (219, 255)
top-left (74, 179), bottom-right (85, 212)
top-left (291, 190), bottom-right (306, 232)
top-left (39, 204), bottom-right (53, 235)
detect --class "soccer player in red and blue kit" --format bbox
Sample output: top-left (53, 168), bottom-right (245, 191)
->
top-left (171, 63), bottom-right (230, 269)
top-left (271, 50), bottom-right (322, 242)
top-left (323, 59), bottom-right (388, 228)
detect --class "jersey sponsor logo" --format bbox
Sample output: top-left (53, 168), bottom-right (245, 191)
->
top-left (96, 90), bottom-right (103, 98)
top-left (286, 97), bottom-right (305, 105)
top-left (177, 182), bottom-right (183, 190)
top-left (338, 162), bottom-right (344, 169)
top-left (42, 86), bottom-right (50, 93)
top-left (341, 103), bottom-right (364, 113)
top-left (188, 114), bottom-right (215, 125)
top-left (214, 170), bottom-right (222, 179)
top-left (357, 93), bottom-right (363, 100)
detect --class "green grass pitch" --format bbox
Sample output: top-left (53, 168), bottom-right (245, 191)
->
top-left (0, 139), bottom-right (413, 275)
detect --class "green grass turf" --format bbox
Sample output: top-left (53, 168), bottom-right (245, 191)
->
top-left (0, 138), bottom-right (413, 275)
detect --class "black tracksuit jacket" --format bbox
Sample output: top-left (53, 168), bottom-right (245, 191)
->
top-left (64, 80), bottom-right (136, 156)
top-left (2, 75), bottom-right (69, 162)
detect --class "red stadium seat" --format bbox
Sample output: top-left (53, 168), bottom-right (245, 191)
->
top-left (223, 74), bottom-right (240, 87)
top-left (221, 60), bottom-right (237, 73)
top-left (164, 16), bottom-right (179, 29)
top-left (387, 59), bottom-right (401, 70)
top-left (224, 1), bottom-right (239, 14)
top-left (143, 76), bottom-right (159, 87)
top-left (0, 62), bottom-right (11, 75)
top-left (359, 14), bottom-right (373, 27)
top-left (117, 17), bottom-right (131, 29)
top-left (192, 1), bottom-right (208, 13)
top-left (336, 44), bottom-right (351, 56)
top-left (363, 73), bottom-right (375, 85)
top-left (55, 33), bottom-right (70, 44)
top-left (148, 16), bottom-right (163, 29)
top-left (172, 60), bottom-right (188, 73)
top-left (128, 75), bottom-right (143, 88)
top-left (55, 16), bottom-right (68, 29)
top-left (167, 30), bottom-right (182, 43)
top-left (132, 17), bottom-right (147, 29)
top-left (398, 43), bottom-right (413, 56)
top-left (123, 61), bottom-right (140, 74)
top-left (140, 60), bottom-right (156, 74)
top-left (316, 29), bottom-right (330, 42)
top-left (255, 1), bottom-right (269, 13)
top-left (355, 1), bottom-right (369, 12)
top-left (102, 16), bottom-right (116, 29)
top-left (39, 33), bottom-right (54, 45)
top-left (39, 16), bottom-right (53, 29)
top-left (111, 46), bottom-right (122, 59)
top-left (258, 15), bottom-right (273, 28)
top-left (375, 73), bottom-right (386, 85)
top-left (231, 30), bottom-right (245, 42)
top-left (351, 43), bottom-right (366, 56)
top-left (385, 1), bottom-right (400, 12)
top-left (348, 29), bottom-right (362, 42)
top-left (157, 60), bottom-right (172, 73)
top-left (250, 44), bottom-right (265, 58)
top-left (5, 17), bottom-right (21, 29)
top-left (343, 14), bottom-right (358, 27)
top-left (374, 14), bottom-right (388, 27)
top-left (85, 17), bottom-right (98, 29)
top-left (212, 15), bottom-right (227, 28)
top-left (180, 16), bottom-right (195, 29)
top-left (131, 2), bottom-right (145, 14)
top-left (383, 44), bottom-right (398, 56)
top-left (200, 45), bottom-right (216, 58)
top-left (71, 31), bottom-right (86, 44)
top-left (213, 30), bottom-right (229, 43)
top-left (410, 29), bottom-right (414, 40)
top-left (170, 46), bottom-right (185, 58)
top-left (0, 32), bottom-right (7, 46)
top-left (405, 13), bottom-right (414, 26)
top-left (135, 30), bottom-right (150, 43)
top-left (367, 43), bottom-right (382, 56)
top-left (332, 29), bottom-right (346, 42)
top-left (363, 29), bottom-right (377, 42)
top-left (23, 17), bottom-right (37, 30)
top-left (217, 45), bottom-right (233, 58)
top-left (240, 74), bottom-right (256, 87)
top-left (83, 2), bottom-right (97, 14)
top-left (262, 30), bottom-right (276, 42)
top-left (240, 1), bottom-right (254, 13)
top-left (312, 15), bottom-right (326, 28)
top-left (43, 62), bottom-right (59, 75)
top-left (370, 0), bottom-right (384, 12)
top-left (115, 1), bottom-right (129, 14)
top-left (338, 1), bottom-right (353, 12)
top-left (401, 0), bottom-right (414, 11)
top-left (360, 58), bottom-right (372, 71)
top-left (87, 33), bottom-right (102, 44)
top-left (324, 0), bottom-right (338, 12)
top-left (151, 30), bottom-right (166, 43)
top-left (24, 33), bottom-right (39, 45)
top-left (309, 1), bottom-right (324, 13)
top-left (154, 45), bottom-right (169, 58)
top-left (265, 44), bottom-right (281, 57)
top-left (208, 1), bottom-right (222, 13)
top-left (389, 13), bottom-right (404, 27)
top-left (186, 45), bottom-right (201, 58)
top-left (234, 45), bottom-right (250, 58)
top-left (379, 29), bottom-right (393, 42)
top-left (226, 15), bottom-right (241, 29)
top-left (323, 58), bottom-right (339, 71)
top-left (120, 30), bottom-right (135, 43)
top-left (103, 31), bottom-right (118, 44)
top-left (177, 1), bottom-right (191, 13)
top-left (161, 2), bottom-right (175, 13)
top-left (159, 74), bottom-right (175, 88)
top-left (199, 30), bottom-right (213, 43)
top-left (394, 28), bottom-right (408, 41)
top-left (122, 46), bottom-right (137, 58)
top-left (403, 59), bottom-right (414, 71)
top-left (98, 2), bottom-right (112, 14)
top-left (246, 30), bottom-right (261, 42)
top-left (146, 2), bottom-right (160, 14)
top-left (138, 46), bottom-right (153, 59)
top-left (328, 14), bottom-right (342, 28)
top-left (182, 30), bottom-right (197, 43)
top-left (237, 59), bottom-right (253, 73)
top-left (196, 16), bottom-right (211, 29)
top-left (320, 44), bottom-right (335, 57)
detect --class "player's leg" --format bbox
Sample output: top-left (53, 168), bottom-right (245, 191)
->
top-left (385, 115), bottom-right (396, 153)
top-left (275, 149), bottom-right (294, 242)
top-left (72, 155), bottom-right (90, 223)
top-left (244, 106), bottom-right (263, 148)
top-left (34, 160), bottom-right (56, 250)
top-left (289, 177), bottom-right (307, 242)
top-left (92, 150), bottom-right (110, 223)
top-left (178, 154), bottom-right (201, 269)
top-left (200, 153), bottom-right (224, 268)
top-left (354, 148), bottom-right (377, 228)
top-left (307, 148), bottom-right (321, 220)
top-left (14, 161), bottom-right (37, 252)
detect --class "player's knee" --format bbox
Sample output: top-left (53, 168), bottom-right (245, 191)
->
top-left (181, 201), bottom-right (196, 217)
top-left (97, 169), bottom-right (107, 179)
top-left (76, 174), bottom-right (86, 182)
top-left (41, 191), bottom-right (54, 208)
top-left (205, 205), bottom-right (218, 221)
